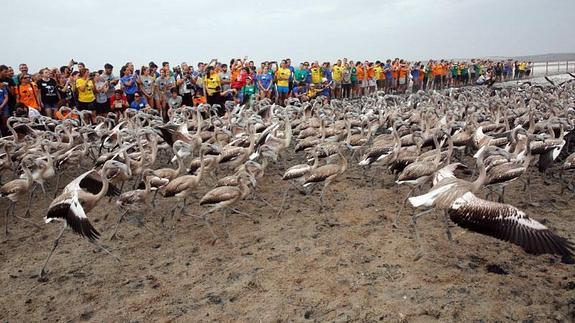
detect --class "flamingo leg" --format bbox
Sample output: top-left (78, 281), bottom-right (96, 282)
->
top-left (411, 209), bottom-right (434, 261)
top-left (110, 210), bottom-right (128, 240)
top-left (221, 209), bottom-right (232, 242)
top-left (12, 210), bottom-right (41, 229)
top-left (150, 190), bottom-right (158, 207)
top-left (443, 210), bottom-right (453, 241)
top-left (393, 186), bottom-right (415, 228)
top-left (410, 208), bottom-right (435, 254)
top-left (254, 193), bottom-right (276, 210)
top-left (135, 213), bottom-right (156, 236)
top-left (38, 224), bottom-right (66, 281)
top-left (24, 185), bottom-right (37, 217)
top-left (89, 240), bottom-right (120, 262)
top-left (498, 186), bottom-right (506, 203)
top-left (200, 210), bottom-right (218, 244)
top-left (231, 208), bottom-right (258, 223)
top-left (276, 188), bottom-right (289, 217)
top-left (319, 185), bottom-right (325, 214)
top-left (54, 173), bottom-right (62, 198)
top-left (179, 198), bottom-right (187, 215)
top-left (4, 202), bottom-right (12, 236)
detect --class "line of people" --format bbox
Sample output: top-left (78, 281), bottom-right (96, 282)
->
top-left (0, 57), bottom-right (535, 136)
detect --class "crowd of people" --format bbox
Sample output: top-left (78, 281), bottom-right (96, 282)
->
top-left (0, 57), bottom-right (535, 135)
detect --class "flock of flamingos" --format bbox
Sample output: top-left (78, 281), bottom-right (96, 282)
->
top-left (1, 75), bottom-right (575, 281)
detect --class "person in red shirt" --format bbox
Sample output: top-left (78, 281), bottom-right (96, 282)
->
top-left (231, 67), bottom-right (249, 102)
top-left (109, 89), bottom-right (128, 117)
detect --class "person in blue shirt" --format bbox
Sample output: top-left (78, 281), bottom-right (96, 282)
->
top-left (120, 66), bottom-right (138, 104)
top-left (318, 79), bottom-right (332, 102)
top-left (130, 92), bottom-right (149, 110)
top-left (257, 66), bottom-right (274, 99)
top-left (286, 58), bottom-right (296, 94)
top-left (322, 62), bottom-right (333, 83)
top-left (0, 82), bottom-right (8, 118)
top-left (384, 60), bottom-right (393, 92)
top-left (411, 63), bottom-right (421, 92)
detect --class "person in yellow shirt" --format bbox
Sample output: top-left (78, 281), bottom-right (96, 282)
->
top-left (374, 61), bottom-right (384, 91)
top-left (203, 66), bottom-right (222, 105)
top-left (75, 68), bottom-right (97, 123)
top-left (275, 60), bottom-right (291, 106)
top-left (310, 61), bottom-right (322, 85)
top-left (332, 60), bottom-right (343, 99)
top-left (518, 61), bottom-right (526, 79)
top-left (306, 83), bottom-right (318, 99)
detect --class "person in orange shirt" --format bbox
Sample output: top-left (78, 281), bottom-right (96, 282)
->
top-left (366, 61), bottom-right (376, 94)
top-left (15, 74), bottom-right (41, 110)
top-left (397, 60), bottom-right (409, 94)
top-left (391, 60), bottom-right (400, 92)
top-left (418, 64), bottom-right (425, 88)
top-left (354, 62), bottom-right (365, 97)
top-left (432, 62), bottom-right (443, 90)
top-left (54, 106), bottom-right (79, 120)
top-left (441, 61), bottom-right (449, 89)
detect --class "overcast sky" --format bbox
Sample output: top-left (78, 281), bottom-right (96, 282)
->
top-left (3, 0), bottom-right (574, 72)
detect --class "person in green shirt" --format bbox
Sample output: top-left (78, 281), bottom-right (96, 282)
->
top-left (451, 64), bottom-right (459, 87)
top-left (241, 77), bottom-right (256, 108)
top-left (294, 64), bottom-right (309, 84)
top-left (423, 61), bottom-right (433, 91)
top-left (350, 61), bottom-right (358, 98)
top-left (460, 63), bottom-right (469, 85)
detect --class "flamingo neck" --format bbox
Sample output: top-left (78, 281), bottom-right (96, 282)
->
top-left (471, 157), bottom-right (486, 193)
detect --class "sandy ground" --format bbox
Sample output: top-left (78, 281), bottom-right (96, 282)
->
top-left (0, 148), bottom-right (574, 323)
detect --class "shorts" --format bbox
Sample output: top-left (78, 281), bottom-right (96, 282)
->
top-left (95, 100), bottom-right (110, 114)
top-left (77, 100), bottom-right (95, 110)
top-left (42, 102), bottom-right (57, 113)
top-left (333, 81), bottom-right (342, 89)
top-left (398, 77), bottom-right (406, 85)
top-left (1, 106), bottom-right (11, 118)
top-left (368, 79), bottom-right (377, 87)
top-left (434, 75), bottom-right (442, 83)
top-left (277, 86), bottom-right (289, 94)
top-left (182, 93), bottom-right (193, 106)
top-left (376, 80), bottom-right (385, 88)
top-left (360, 80), bottom-right (368, 88)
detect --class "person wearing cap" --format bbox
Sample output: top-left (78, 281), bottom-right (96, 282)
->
top-left (110, 89), bottom-right (129, 117)
top-left (318, 78), bottom-right (331, 102)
